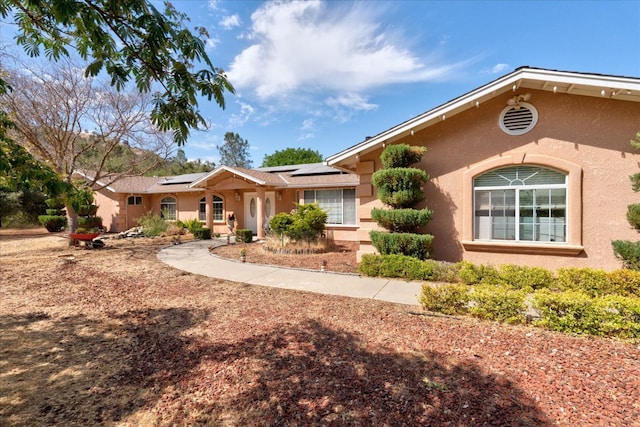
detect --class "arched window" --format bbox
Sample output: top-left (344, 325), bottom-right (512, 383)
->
top-left (160, 197), bottom-right (177, 220)
top-left (199, 196), bottom-right (224, 221)
top-left (474, 166), bottom-right (566, 242)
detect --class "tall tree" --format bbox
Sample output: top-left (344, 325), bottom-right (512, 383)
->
top-left (261, 147), bottom-right (323, 167)
top-left (218, 132), bottom-right (252, 168)
top-left (1, 59), bottom-right (173, 232)
top-left (0, 0), bottom-right (234, 145)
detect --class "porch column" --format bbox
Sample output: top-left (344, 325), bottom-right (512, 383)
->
top-left (256, 187), bottom-right (266, 239)
top-left (205, 191), bottom-right (213, 229)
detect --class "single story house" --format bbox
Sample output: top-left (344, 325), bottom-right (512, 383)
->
top-left (326, 66), bottom-right (640, 271)
top-left (89, 163), bottom-right (359, 241)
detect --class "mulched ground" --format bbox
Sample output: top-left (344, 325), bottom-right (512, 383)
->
top-left (1, 229), bottom-right (639, 426)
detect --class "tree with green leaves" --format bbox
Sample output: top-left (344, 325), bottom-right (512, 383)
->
top-left (218, 132), bottom-right (252, 168)
top-left (0, 0), bottom-right (234, 145)
top-left (261, 147), bottom-right (323, 167)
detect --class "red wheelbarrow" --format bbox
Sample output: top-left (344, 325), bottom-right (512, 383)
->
top-left (69, 232), bottom-right (105, 249)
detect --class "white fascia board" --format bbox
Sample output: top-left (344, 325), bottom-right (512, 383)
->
top-left (188, 165), bottom-right (265, 187)
top-left (326, 68), bottom-right (640, 166)
top-left (74, 170), bottom-right (117, 192)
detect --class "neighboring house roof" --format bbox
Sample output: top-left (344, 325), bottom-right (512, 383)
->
top-left (326, 66), bottom-right (640, 167)
top-left (189, 163), bottom-right (358, 189)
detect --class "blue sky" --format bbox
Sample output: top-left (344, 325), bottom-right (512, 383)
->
top-left (5, 1), bottom-right (640, 167)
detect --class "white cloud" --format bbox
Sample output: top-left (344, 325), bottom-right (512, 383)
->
top-left (227, 1), bottom-right (468, 100)
top-left (486, 63), bottom-right (510, 74)
top-left (208, 0), bottom-right (220, 11)
top-left (228, 100), bottom-right (255, 128)
top-left (205, 37), bottom-right (220, 51)
top-left (219, 14), bottom-right (241, 30)
top-left (298, 133), bottom-right (315, 141)
top-left (301, 118), bottom-right (315, 130)
top-left (325, 93), bottom-right (377, 111)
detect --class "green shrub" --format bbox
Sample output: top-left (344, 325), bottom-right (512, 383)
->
top-left (179, 218), bottom-right (203, 234)
top-left (45, 208), bottom-right (61, 215)
top-left (469, 284), bottom-right (527, 324)
top-left (236, 228), bottom-right (253, 243)
top-left (595, 295), bottom-right (640, 339)
top-left (359, 254), bottom-right (429, 279)
top-left (457, 261), bottom-right (499, 285)
top-left (612, 240), bottom-right (640, 271)
top-left (533, 289), bottom-right (607, 336)
top-left (193, 227), bottom-right (211, 240)
top-left (37, 215), bottom-right (67, 232)
top-left (607, 269), bottom-right (640, 297)
top-left (371, 168), bottom-right (429, 208)
top-left (497, 264), bottom-right (555, 292)
top-left (556, 267), bottom-right (610, 297)
top-left (78, 216), bottom-right (103, 230)
top-left (270, 212), bottom-right (295, 245)
top-left (424, 260), bottom-right (461, 283)
top-left (380, 144), bottom-right (426, 169)
top-left (45, 197), bottom-right (65, 209)
top-left (137, 211), bottom-right (169, 237)
top-left (419, 283), bottom-right (470, 315)
top-left (370, 230), bottom-right (434, 260)
top-left (370, 208), bottom-right (432, 233)
top-left (627, 204), bottom-right (640, 230)
top-left (288, 204), bottom-right (327, 246)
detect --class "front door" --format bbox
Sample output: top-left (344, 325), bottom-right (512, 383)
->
top-left (244, 192), bottom-right (257, 234)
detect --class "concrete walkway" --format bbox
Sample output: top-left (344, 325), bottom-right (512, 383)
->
top-left (157, 239), bottom-right (423, 306)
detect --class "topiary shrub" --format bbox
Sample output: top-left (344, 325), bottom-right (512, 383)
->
top-left (556, 267), bottom-right (611, 297)
top-left (380, 144), bottom-right (426, 169)
top-left (371, 168), bottom-right (429, 208)
top-left (78, 216), bottom-right (103, 230)
top-left (419, 283), bottom-right (470, 315)
top-left (193, 227), bottom-right (211, 240)
top-left (37, 215), bottom-right (67, 232)
top-left (612, 240), bottom-right (640, 271)
top-left (370, 208), bottom-right (432, 233)
top-left (469, 284), bottom-right (527, 324)
top-left (627, 204), bottom-right (640, 230)
top-left (236, 228), bottom-right (253, 243)
top-left (370, 230), bottom-right (434, 260)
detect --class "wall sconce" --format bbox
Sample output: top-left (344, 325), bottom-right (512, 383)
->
top-left (276, 191), bottom-right (282, 200)
top-left (234, 191), bottom-right (240, 201)
top-left (507, 93), bottom-right (531, 110)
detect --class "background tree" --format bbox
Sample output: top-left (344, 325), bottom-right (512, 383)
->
top-left (147, 148), bottom-right (215, 176)
top-left (261, 147), bottom-right (323, 167)
top-left (0, 0), bottom-right (234, 146)
top-left (217, 132), bottom-right (252, 168)
top-left (1, 59), bottom-right (173, 232)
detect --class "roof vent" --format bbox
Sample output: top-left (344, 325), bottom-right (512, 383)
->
top-left (499, 102), bottom-right (538, 135)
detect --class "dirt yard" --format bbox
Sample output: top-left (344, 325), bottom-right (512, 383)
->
top-left (1, 229), bottom-right (639, 426)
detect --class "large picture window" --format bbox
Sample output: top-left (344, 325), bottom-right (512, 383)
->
top-left (303, 189), bottom-right (356, 225)
top-left (160, 197), bottom-right (177, 220)
top-left (474, 166), bottom-right (567, 243)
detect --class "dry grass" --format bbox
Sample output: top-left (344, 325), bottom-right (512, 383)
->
top-left (1, 228), bottom-right (639, 426)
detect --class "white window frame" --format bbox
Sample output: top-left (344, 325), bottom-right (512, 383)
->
top-left (473, 166), bottom-right (567, 243)
top-left (160, 196), bottom-right (177, 220)
top-left (212, 195), bottom-right (223, 222)
top-left (303, 188), bottom-right (356, 225)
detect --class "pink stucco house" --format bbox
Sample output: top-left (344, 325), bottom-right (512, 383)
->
top-left (90, 163), bottom-right (359, 241)
top-left (326, 67), bottom-right (640, 271)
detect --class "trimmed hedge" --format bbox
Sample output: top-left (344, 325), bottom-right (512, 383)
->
top-left (193, 227), bottom-right (211, 240)
top-left (38, 215), bottom-right (67, 232)
top-left (556, 267), bottom-right (610, 297)
top-left (469, 284), bottom-right (527, 324)
top-left (607, 269), bottom-right (640, 298)
top-left (360, 254), bottom-right (459, 282)
top-left (236, 228), bottom-right (253, 243)
top-left (78, 216), bottom-right (103, 230)
top-left (419, 284), bottom-right (470, 315)
top-left (370, 230), bottom-right (434, 260)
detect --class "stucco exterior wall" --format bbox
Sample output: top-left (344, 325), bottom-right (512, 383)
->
top-left (356, 90), bottom-right (640, 271)
top-left (93, 190), bottom-right (121, 232)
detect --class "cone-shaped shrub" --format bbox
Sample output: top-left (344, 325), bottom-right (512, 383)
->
top-left (371, 168), bottom-right (429, 208)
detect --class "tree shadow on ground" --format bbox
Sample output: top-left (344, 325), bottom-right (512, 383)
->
top-left (0, 308), bottom-right (208, 426)
top-left (197, 319), bottom-right (552, 426)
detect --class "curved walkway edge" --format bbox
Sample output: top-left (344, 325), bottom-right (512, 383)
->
top-left (157, 239), bottom-right (423, 306)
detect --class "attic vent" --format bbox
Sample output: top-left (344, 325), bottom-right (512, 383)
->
top-left (499, 102), bottom-right (538, 135)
